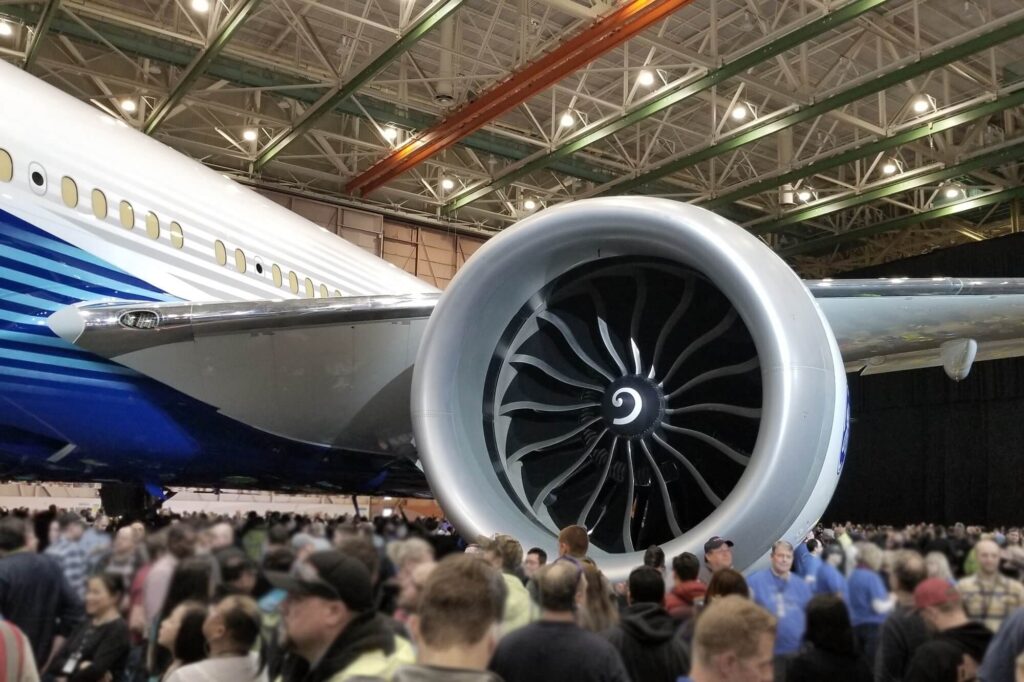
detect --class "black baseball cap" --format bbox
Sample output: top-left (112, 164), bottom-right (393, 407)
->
top-left (266, 550), bottom-right (373, 612)
top-left (704, 536), bottom-right (735, 554)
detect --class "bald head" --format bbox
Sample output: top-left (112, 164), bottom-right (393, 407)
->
top-left (536, 561), bottom-right (584, 613)
top-left (976, 539), bottom-right (1001, 577)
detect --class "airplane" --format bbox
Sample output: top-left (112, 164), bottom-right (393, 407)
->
top-left (3, 58), bottom-right (1024, 579)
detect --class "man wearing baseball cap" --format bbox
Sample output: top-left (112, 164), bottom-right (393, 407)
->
top-left (269, 550), bottom-right (413, 681)
top-left (903, 577), bottom-right (992, 682)
top-left (700, 536), bottom-right (734, 582)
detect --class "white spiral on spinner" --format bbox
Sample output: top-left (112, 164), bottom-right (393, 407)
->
top-left (611, 387), bottom-right (643, 426)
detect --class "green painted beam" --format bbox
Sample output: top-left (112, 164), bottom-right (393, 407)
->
top-left (702, 88), bottom-right (1024, 210)
top-left (610, 15), bottom-right (1024, 195)
top-left (3, 3), bottom-right (617, 184)
top-left (23, 0), bottom-right (62, 71)
top-left (779, 186), bottom-right (1024, 257)
top-left (753, 139), bottom-right (1024, 234)
top-left (254, 0), bottom-right (465, 169)
top-left (143, 0), bottom-right (263, 134)
top-left (445, 0), bottom-right (889, 212)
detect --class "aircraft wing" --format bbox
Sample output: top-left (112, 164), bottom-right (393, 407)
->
top-left (45, 277), bottom-right (1024, 449)
top-left (810, 278), bottom-right (1024, 378)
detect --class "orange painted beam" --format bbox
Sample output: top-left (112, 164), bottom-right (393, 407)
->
top-left (346, 0), bottom-right (695, 196)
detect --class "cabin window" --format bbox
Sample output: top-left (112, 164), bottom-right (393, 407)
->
top-left (119, 201), bottom-right (134, 230)
top-left (91, 189), bottom-right (108, 220)
top-left (319, 284), bottom-right (329, 299)
top-left (272, 264), bottom-right (283, 288)
top-left (0, 149), bottom-right (11, 182)
top-left (234, 249), bottom-right (246, 274)
top-left (304, 277), bottom-right (314, 299)
top-left (61, 177), bottom-right (78, 208)
top-left (170, 222), bottom-right (184, 249)
top-left (288, 271), bottom-right (299, 294)
top-left (146, 212), bottom-right (160, 240)
top-left (214, 240), bottom-right (227, 266)
top-left (334, 289), bottom-right (342, 298)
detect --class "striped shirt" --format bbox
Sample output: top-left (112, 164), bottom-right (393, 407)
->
top-left (45, 538), bottom-right (90, 599)
top-left (958, 573), bottom-right (1024, 632)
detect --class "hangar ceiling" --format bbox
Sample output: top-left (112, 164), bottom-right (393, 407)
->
top-left (0, 0), bottom-right (1021, 275)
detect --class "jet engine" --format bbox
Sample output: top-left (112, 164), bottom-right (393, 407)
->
top-left (412, 197), bottom-right (848, 578)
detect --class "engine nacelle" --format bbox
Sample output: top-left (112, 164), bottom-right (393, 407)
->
top-left (412, 197), bottom-right (848, 579)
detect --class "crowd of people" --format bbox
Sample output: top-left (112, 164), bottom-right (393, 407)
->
top-left (1, 506), bottom-right (1024, 682)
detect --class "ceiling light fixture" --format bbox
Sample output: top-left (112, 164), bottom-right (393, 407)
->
top-left (120, 99), bottom-right (137, 113)
top-left (730, 103), bottom-right (749, 121)
top-left (191, 0), bottom-right (210, 13)
top-left (912, 96), bottom-right (931, 113)
top-left (441, 177), bottom-right (455, 191)
top-left (944, 185), bottom-right (963, 200)
top-left (882, 160), bottom-right (898, 175)
top-left (382, 126), bottom-right (398, 142)
top-left (0, 21), bottom-right (12, 37)
top-left (524, 199), bottom-right (536, 210)
top-left (797, 189), bottom-right (813, 202)
top-left (559, 111), bottom-right (576, 128)
top-left (242, 129), bottom-right (258, 142)
top-left (638, 70), bottom-right (655, 87)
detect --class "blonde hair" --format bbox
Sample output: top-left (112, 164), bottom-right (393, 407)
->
top-left (694, 595), bottom-right (776, 665)
top-left (857, 542), bottom-right (884, 572)
top-left (578, 561), bottom-right (618, 633)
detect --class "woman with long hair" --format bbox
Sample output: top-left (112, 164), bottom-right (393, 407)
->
top-left (787, 594), bottom-right (871, 682)
top-left (46, 574), bottom-right (131, 681)
top-left (577, 561), bottom-right (618, 633)
top-left (157, 601), bottom-right (208, 681)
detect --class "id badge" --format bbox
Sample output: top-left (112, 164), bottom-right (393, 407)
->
top-left (61, 653), bottom-right (82, 675)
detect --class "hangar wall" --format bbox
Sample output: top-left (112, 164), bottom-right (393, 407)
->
top-left (258, 189), bottom-right (488, 290)
top-left (825, 231), bottom-right (1024, 526)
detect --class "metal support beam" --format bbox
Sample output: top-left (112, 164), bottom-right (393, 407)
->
top-left (254, 0), bottom-right (466, 170)
top-left (607, 13), bottom-right (1024, 195)
top-left (348, 0), bottom-right (701, 197)
top-left (143, 0), bottom-right (264, 134)
top-left (754, 139), bottom-right (1024, 234)
top-left (702, 87), bottom-right (1024, 210)
top-left (23, 0), bottom-right (61, 71)
top-left (780, 186), bottom-right (1024, 257)
top-left (445, 0), bottom-right (889, 211)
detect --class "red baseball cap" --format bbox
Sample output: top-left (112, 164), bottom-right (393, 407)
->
top-left (914, 578), bottom-right (960, 609)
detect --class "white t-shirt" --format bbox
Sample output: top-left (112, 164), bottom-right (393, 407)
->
top-left (164, 654), bottom-right (267, 682)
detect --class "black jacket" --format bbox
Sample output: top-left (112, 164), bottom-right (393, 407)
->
top-left (46, 618), bottom-right (130, 682)
top-left (905, 621), bottom-right (993, 682)
top-left (876, 603), bottom-right (930, 682)
top-left (0, 550), bottom-right (84, 664)
top-left (604, 603), bottom-right (690, 682)
top-left (786, 644), bottom-right (872, 682)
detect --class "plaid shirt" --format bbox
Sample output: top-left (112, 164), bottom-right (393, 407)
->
top-left (45, 538), bottom-right (89, 599)
top-left (958, 573), bottom-right (1024, 632)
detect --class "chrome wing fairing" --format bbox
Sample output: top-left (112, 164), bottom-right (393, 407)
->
top-left (809, 278), bottom-right (1024, 376)
top-left (50, 293), bottom-right (440, 357)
